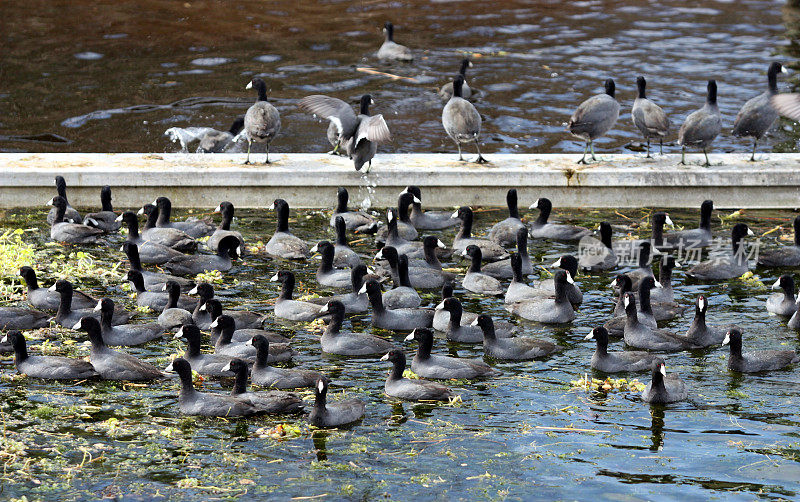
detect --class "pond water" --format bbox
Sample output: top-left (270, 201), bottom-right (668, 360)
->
top-left (3, 0), bottom-right (800, 156)
top-left (1, 204), bottom-right (800, 500)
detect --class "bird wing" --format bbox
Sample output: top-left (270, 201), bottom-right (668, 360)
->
top-left (115, 352), bottom-right (163, 380)
top-left (442, 99), bottom-right (482, 139)
top-left (771, 93), bottom-right (800, 122)
top-left (569, 95), bottom-right (619, 130)
top-left (733, 93), bottom-right (776, 137)
top-left (298, 95), bottom-right (358, 136)
top-left (633, 100), bottom-right (670, 135)
top-left (678, 110), bottom-right (721, 145)
top-left (355, 114), bottom-right (392, 145)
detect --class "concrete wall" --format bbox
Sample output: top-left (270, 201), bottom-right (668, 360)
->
top-left (2, 152), bottom-right (799, 209)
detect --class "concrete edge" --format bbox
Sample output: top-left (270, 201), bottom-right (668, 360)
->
top-left (1, 153), bottom-right (799, 209)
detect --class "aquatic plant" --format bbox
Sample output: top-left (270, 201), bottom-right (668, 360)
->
top-left (570, 374), bottom-right (646, 393)
top-left (0, 229), bottom-right (37, 301)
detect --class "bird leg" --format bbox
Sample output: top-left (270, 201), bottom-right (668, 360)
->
top-left (577, 143), bottom-right (589, 164)
top-left (645, 139), bottom-right (651, 159)
top-left (365, 160), bottom-right (372, 173)
top-left (702, 148), bottom-right (710, 167)
top-left (678, 147), bottom-right (686, 165)
top-left (327, 142), bottom-right (341, 156)
top-left (749, 140), bottom-right (757, 162)
top-left (474, 139), bottom-right (488, 164)
top-left (244, 140), bottom-right (252, 165)
top-left (456, 142), bottom-right (465, 162)
top-left (590, 141), bottom-right (597, 161)
top-left (659, 138), bottom-right (663, 156)
top-left (264, 146), bottom-right (271, 165)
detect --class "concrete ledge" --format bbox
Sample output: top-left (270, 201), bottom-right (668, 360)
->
top-left (1, 152), bottom-right (799, 209)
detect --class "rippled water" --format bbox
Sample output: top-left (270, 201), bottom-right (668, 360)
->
top-left (2, 204), bottom-right (800, 499)
top-left (3, 0), bottom-right (800, 156)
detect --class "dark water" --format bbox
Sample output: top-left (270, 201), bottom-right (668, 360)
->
top-left (2, 0), bottom-right (800, 157)
top-left (2, 204), bottom-right (800, 500)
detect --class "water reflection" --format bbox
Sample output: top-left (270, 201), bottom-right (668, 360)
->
top-left (726, 371), bottom-right (746, 391)
top-left (232, 421), bottom-right (250, 440)
top-left (410, 402), bottom-right (437, 419)
top-left (388, 401), bottom-right (408, 426)
top-left (649, 406), bottom-right (666, 452)
top-left (385, 399), bottom-right (439, 421)
top-left (312, 430), bottom-right (329, 461)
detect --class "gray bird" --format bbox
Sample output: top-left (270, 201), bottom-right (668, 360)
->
top-left (46, 176), bottom-right (81, 225)
top-left (568, 79), bottom-right (620, 164)
top-left (631, 76), bottom-right (670, 157)
top-left (733, 62), bottom-right (788, 161)
top-left (198, 117), bottom-right (245, 153)
top-left (83, 185), bottom-right (120, 233)
top-left (243, 78), bottom-right (281, 164)
top-left (298, 94), bottom-right (391, 172)
top-left (641, 359), bottom-right (688, 404)
top-left (439, 58), bottom-right (473, 102)
top-left (678, 80), bottom-right (721, 167)
top-left (442, 75), bottom-right (486, 163)
top-left (48, 196), bottom-right (103, 244)
top-left (377, 22), bottom-right (413, 61)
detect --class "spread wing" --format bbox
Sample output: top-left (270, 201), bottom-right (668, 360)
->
top-left (771, 93), bottom-right (800, 121)
top-left (355, 114), bottom-right (392, 145)
top-left (298, 95), bottom-right (358, 137)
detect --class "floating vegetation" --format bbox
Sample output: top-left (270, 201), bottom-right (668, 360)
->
top-left (255, 423), bottom-right (306, 440)
top-left (55, 250), bottom-right (124, 284)
top-left (402, 369), bottom-right (420, 380)
top-left (739, 271), bottom-right (766, 289)
top-left (246, 241), bottom-right (264, 254)
top-left (570, 374), bottom-right (646, 393)
top-left (195, 269), bottom-right (224, 284)
top-left (0, 229), bottom-right (124, 302)
top-left (0, 229), bottom-right (36, 273)
top-left (445, 395), bottom-right (464, 407)
top-left (305, 317), bottom-right (326, 332)
top-left (719, 209), bottom-right (745, 222)
top-left (0, 229), bottom-right (37, 301)
top-left (135, 305), bottom-right (154, 314)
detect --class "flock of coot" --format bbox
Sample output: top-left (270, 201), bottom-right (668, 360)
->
top-left (167, 22), bottom-right (800, 168)
top-left (2, 176), bottom-right (799, 426)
